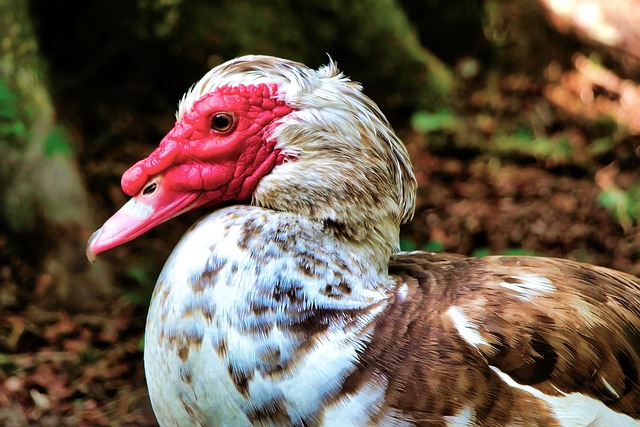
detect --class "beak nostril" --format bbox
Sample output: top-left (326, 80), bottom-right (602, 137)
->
top-left (143, 182), bottom-right (157, 196)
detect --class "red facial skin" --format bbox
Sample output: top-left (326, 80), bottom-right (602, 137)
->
top-left (86, 83), bottom-right (293, 261)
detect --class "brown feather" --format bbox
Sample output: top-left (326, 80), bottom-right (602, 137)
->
top-left (341, 252), bottom-right (640, 424)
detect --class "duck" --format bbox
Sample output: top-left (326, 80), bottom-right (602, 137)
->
top-left (87, 55), bottom-right (640, 426)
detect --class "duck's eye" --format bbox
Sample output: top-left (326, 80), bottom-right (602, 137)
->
top-left (143, 182), bottom-right (157, 196)
top-left (211, 113), bottom-right (235, 133)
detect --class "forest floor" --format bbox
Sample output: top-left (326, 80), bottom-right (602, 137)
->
top-left (1, 64), bottom-right (640, 426)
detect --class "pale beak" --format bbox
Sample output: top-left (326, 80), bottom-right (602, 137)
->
top-left (86, 180), bottom-right (200, 262)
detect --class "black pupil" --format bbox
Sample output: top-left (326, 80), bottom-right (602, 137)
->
top-left (143, 183), bottom-right (157, 195)
top-left (212, 114), bottom-right (230, 130)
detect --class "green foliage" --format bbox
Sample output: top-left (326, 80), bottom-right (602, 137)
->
top-left (125, 266), bottom-right (154, 286)
top-left (410, 106), bottom-right (605, 167)
top-left (400, 238), bottom-right (539, 257)
top-left (0, 78), bottom-right (18, 120)
top-left (597, 185), bottom-right (640, 228)
top-left (587, 137), bottom-right (616, 156)
top-left (500, 247), bottom-right (540, 256)
top-left (43, 127), bottom-right (73, 156)
top-left (492, 128), bottom-right (572, 161)
top-left (399, 236), bottom-right (416, 251)
top-left (472, 247), bottom-right (540, 257)
top-left (0, 353), bottom-right (18, 374)
top-left (79, 347), bottom-right (100, 365)
top-left (399, 238), bottom-right (445, 252)
top-left (411, 109), bottom-right (461, 133)
top-left (136, 0), bottom-right (183, 39)
top-left (423, 240), bottom-right (445, 252)
top-left (122, 266), bottom-right (156, 306)
top-left (471, 247), bottom-right (491, 257)
top-left (0, 78), bottom-right (26, 143)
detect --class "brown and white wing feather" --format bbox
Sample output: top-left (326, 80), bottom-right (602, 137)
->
top-left (345, 252), bottom-right (640, 426)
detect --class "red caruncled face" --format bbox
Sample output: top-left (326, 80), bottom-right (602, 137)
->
top-left (86, 83), bottom-right (293, 260)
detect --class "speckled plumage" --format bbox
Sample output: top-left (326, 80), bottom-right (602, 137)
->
top-left (89, 56), bottom-right (640, 426)
top-left (145, 206), bottom-right (391, 426)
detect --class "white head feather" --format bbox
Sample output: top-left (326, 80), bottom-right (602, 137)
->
top-left (177, 55), bottom-right (417, 254)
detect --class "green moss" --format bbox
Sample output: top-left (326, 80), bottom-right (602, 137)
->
top-left (43, 127), bottom-right (73, 157)
top-left (0, 78), bottom-right (26, 143)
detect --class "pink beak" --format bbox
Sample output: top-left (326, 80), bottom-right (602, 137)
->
top-left (86, 178), bottom-right (200, 262)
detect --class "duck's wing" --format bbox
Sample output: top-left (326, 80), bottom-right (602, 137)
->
top-left (343, 252), bottom-right (640, 426)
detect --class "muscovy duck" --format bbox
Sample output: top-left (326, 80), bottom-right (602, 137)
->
top-left (87, 55), bottom-right (640, 426)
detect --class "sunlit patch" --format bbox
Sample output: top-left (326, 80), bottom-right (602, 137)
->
top-left (447, 306), bottom-right (487, 349)
top-left (125, 197), bottom-right (156, 220)
top-left (601, 376), bottom-right (620, 399)
top-left (397, 283), bottom-right (409, 302)
top-left (500, 274), bottom-right (555, 299)
top-left (491, 366), bottom-right (639, 427)
top-left (444, 406), bottom-right (475, 427)
top-left (323, 378), bottom-right (390, 426)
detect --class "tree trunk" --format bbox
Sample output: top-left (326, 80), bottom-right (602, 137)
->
top-left (0, 0), bottom-right (114, 311)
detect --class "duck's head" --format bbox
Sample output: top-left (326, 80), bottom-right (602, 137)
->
top-left (87, 55), bottom-right (416, 261)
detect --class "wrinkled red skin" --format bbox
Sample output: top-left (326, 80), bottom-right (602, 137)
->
top-left (122, 83), bottom-right (293, 204)
top-left (86, 83), bottom-right (294, 260)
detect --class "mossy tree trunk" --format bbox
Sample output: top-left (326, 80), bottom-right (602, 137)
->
top-left (0, 0), bottom-right (113, 310)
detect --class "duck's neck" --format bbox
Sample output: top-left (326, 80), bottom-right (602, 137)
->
top-left (250, 102), bottom-right (415, 262)
top-left (251, 160), bottom-right (405, 268)
top-left (151, 203), bottom-right (393, 379)
top-left (152, 205), bottom-right (395, 332)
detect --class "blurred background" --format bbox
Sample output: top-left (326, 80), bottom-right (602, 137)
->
top-left (1, 0), bottom-right (639, 425)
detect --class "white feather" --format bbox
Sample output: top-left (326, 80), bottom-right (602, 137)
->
top-left (491, 366), bottom-right (640, 427)
top-left (448, 306), bottom-right (487, 349)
